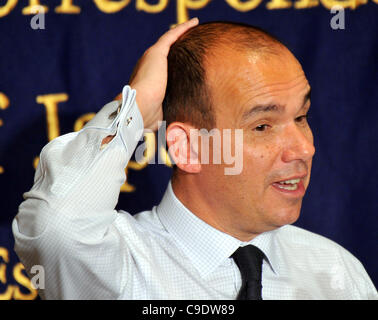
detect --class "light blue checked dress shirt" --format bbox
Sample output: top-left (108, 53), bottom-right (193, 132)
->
top-left (12, 85), bottom-right (377, 300)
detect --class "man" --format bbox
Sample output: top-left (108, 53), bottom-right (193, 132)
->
top-left (12, 19), bottom-right (377, 299)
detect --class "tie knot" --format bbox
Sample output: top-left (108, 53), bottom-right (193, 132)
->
top-left (231, 245), bottom-right (264, 282)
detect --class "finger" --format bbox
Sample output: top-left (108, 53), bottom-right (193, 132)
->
top-left (155, 18), bottom-right (199, 54)
top-left (163, 17), bottom-right (199, 44)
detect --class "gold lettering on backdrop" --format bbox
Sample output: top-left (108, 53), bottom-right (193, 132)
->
top-left (136, 0), bottom-right (169, 13)
top-left (36, 93), bottom-right (68, 142)
top-left (320, 0), bottom-right (367, 9)
top-left (33, 93), bottom-right (68, 169)
top-left (0, 0), bottom-right (17, 18)
top-left (0, 248), bottom-right (9, 284)
top-left (0, 92), bottom-right (9, 173)
top-left (225, 0), bottom-right (263, 11)
top-left (159, 146), bottom-right (173, 167)
top-left (0, 91), bottom-right (9, 130)
top-left (12, 263), bottom-right (38, 300)
top-left (120, 132), bottom-right (156, 192)
top-left (0, 247), bottom-right (14, 300)
top-left (93, 0), bottom-right (131, 13)
top-left (0, 286), bottom-right (14, 300)
top-left (294, 0), bottom-right (319, 8)
top-left (266, 0), bottom-right (292, 9)
top-left (33, 156), bottom-right (39, 170)
top-left (0, 0), bottom-right (375, 19)
top-left (176, 0), bottom-right (211, 24)
top-left (22, 0), bottom-right (48, 15)
top-left (0, 249), bottom-right (38, 300)
top-left (0, 92), bottom-right (10, 110)
top-left (55, 0), bottom-right (81, 14)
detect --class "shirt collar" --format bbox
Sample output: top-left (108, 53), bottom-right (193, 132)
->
top-left (156, 181), bottom-right (280, 279)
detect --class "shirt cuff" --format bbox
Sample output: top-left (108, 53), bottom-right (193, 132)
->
top-left (118, 85), bottom-right (145, 155)
top-left (83, 85), bottom-right (144, 155)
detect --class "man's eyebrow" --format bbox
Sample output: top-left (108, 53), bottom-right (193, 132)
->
top-left (240, 87), bottom-right (312, 123)
top-left (240, 104), bottom-right (284, 123)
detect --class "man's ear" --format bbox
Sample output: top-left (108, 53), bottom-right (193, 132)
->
top-left (166, 122), bottom-right (201, 173)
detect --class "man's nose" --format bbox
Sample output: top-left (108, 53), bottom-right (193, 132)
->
top-left (281, 124), bottom-right (315, 163)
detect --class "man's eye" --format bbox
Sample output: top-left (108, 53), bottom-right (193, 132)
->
top-left (254, 124), bottom-right (270, 132)
top-left (295, 115), bottom-right (308, 123)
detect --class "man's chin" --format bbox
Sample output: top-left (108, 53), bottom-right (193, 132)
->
top-left (271, 206), bottom-right (302, 228)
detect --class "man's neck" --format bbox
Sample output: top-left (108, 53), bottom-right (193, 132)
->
top-left (171, 176), bottom-right (260, 242)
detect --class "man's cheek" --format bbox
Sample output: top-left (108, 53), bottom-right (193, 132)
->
top-left (243, 143), bottom-right (274, 166)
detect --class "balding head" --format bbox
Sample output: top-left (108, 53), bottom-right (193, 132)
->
top-left (163, 21), bottom-right (287, 129)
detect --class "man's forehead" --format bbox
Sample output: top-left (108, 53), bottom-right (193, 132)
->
top-left (205, 49), bottom-right (310, 127)
top-left (206, 47), bottom-right (307, 102)
top-left (206, 45), bottom-right (303, 86)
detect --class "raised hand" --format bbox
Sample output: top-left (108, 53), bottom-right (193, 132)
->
top-left (129, 17), bottom-right (199, 131)
top-left (102, 18), bottom-right (199, 147)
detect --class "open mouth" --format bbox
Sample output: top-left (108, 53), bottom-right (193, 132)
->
top-left (274, 178), bottom-right (301, 191)
top-left (271, 177), bottom-right (306, 197)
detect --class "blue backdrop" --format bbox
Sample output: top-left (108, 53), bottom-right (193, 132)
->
top-left (0, 0), bottom-right (377, 299)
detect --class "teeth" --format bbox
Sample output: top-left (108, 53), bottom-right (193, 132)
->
top-left (278, 178), bottom-right (300, 185)
top-left (277, 183), bottom-right (298, 191)
top-left (275, 178), bottom-right (301, 191)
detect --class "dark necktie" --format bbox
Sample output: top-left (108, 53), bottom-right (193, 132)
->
top-left (231, 245), bottom-right (264, 300)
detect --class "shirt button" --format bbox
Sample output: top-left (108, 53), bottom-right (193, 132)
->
top-left (126, 117), bottom-right (132, 126)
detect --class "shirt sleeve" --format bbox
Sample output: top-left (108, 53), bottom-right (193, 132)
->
top-left (12, 85), bottom-right (144, 299)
